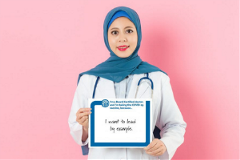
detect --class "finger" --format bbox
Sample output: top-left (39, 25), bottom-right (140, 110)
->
top-left (76, 108), bottom-right (91, 117)
top-left (147, 147), bottom-right (163, 156)
top-left (147, 139), bottom-right (160, 152)
top-left (81, 117), bottom-right (88, 124)
top-left (77, 111), bottom-right (92, 119)
top-left (144, 140), bottom-right (158, 152)
top-left (82, 117), bottom-right (89, 127)
top-left (147, 142), bottom-right (160, 152)
top-left (78, 116), bottom-right (88, 124)
top-left (156, 148), bottom-right (165, 156)
top-left (76, 108), bottom-right (92, 115)
top-left (76, 113), bottom-right (89, 121)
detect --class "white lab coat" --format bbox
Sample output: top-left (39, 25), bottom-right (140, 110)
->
top-left (68, 71), bottom-right (187, 160)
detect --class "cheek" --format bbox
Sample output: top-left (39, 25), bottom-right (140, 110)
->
top-left (108, 38), bottom-right (117, 48)
top-left (130, 36), bottom-right (138, 47)
top-left (129, 39), bottom-right (137, 53)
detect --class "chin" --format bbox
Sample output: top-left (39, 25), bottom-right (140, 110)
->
top-left (116, 53), bottom-right (131, 58)
top-left (114, 48), bottom-right (132, 58)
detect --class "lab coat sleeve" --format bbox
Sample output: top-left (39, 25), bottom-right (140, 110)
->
top-left (68, 77), bottom-right (90, 146)
top-left (156, 75), bottom-right (187, 160)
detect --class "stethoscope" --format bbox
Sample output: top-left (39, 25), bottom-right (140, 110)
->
top-left (80, 73), bottom-right (160, 155)
top-left (92, 73), bottom-right (154, 98)
top-left (135, 73), bottom-right (153, 98)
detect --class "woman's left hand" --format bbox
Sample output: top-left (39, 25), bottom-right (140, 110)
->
top-left (144, 138), bottom-right (167, 156)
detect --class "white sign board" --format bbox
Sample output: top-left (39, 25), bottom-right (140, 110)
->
top-left (88, 99), bottom-right (152, 148)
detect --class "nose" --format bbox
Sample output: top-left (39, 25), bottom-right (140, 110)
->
top-left (118, 34), bottom-right (127, 42)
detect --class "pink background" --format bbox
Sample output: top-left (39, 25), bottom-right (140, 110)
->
top-left (0, 0), bottom-right (239, 159)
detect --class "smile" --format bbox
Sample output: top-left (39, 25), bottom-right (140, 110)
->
top-left (117, 45), bottom-right (129, 51)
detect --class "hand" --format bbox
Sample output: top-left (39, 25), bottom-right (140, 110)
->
top-left (76, 108), bottom-right (92, 130)
top-left (144, 138), bottom-right (167, 156)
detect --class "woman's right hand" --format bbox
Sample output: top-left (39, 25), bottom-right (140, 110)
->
top-left (76, 108), bottom-right (92, 130)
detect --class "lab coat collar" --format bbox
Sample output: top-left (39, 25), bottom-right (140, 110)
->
top-left (96, 73), bottom-right (148, 99)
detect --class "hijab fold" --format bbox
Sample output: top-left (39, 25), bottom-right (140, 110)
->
top-left (78, 6), bottom-right (167, 84)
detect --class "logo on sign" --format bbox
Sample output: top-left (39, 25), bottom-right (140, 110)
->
top-left (102, 99), bottom-right (109, 107)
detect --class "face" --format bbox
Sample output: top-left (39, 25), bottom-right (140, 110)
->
top-left (108, 17), bottom-right (138, 58)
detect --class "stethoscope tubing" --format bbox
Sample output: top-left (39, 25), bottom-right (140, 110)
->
top-left (135, 73), bottom-right (153, 98)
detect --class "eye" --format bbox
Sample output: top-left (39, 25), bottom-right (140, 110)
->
top-left (111, 31), bottom-right (118, 35)
top-left (126, 29), bottom-right (133, 33)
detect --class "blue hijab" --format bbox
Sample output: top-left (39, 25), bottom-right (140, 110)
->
top-left (77, 6), bottom-right (167, 84)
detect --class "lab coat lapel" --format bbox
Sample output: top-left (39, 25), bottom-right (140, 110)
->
top-left (127, 74), bottom-right (149, 99)
top-left (95, 78), bottom-right (116, 98)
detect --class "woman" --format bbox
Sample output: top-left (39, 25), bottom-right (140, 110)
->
top-left (68, 6), bottom-right (187, 160)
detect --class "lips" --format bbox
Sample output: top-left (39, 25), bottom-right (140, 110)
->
top-left (117, 45), bottom-right (129, 49)
top-left (117, 45), bottom-right (129, 51)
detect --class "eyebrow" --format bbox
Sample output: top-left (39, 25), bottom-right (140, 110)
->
top-left (110, 26), bottom-right (133, 30)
